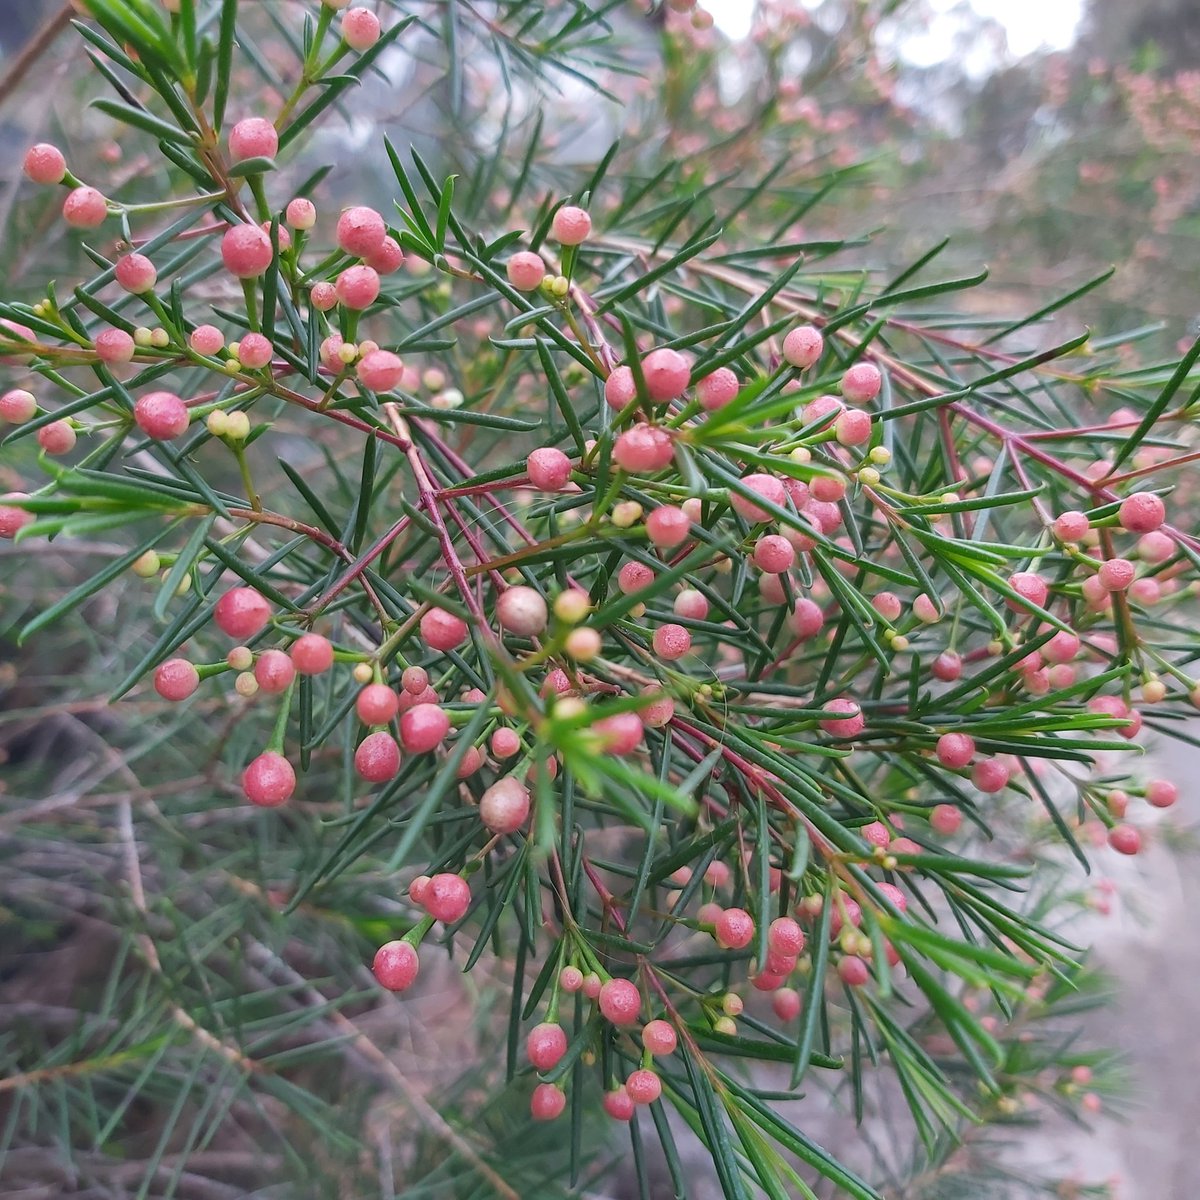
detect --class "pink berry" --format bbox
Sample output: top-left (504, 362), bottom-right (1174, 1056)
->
top-left (365, 235), bottom-right (405, 274)
top-left (1107, 824), bottom-right (1141, 856)
top-left (479, 776), bottom-right (531, 834)
top-left (1053, 510), bottom-right (1090, 542)
top-left (752, 970), bottom-right (788, 992)
top-left (783, 324), bottom-right (824, 369)
top-left (936, 732), bottom-right (975, 768)
top-left (873, 591), bottom-right (902, 621)
top-left (641, 689), bottom-right (675, 728)
top-left (241, 751), bottom-right (296, 807)
top-left (598, 978), bottom-right (641, 1026)
top-left (214, 587), bottom-right (272, 639)
top-left (491, 727), bottom-right (521, 759)
top-left (931, 651), bottom-right (961, 682)
top-left (399, 703), bottom-right (450, 753)
top-left (604, 366), bottom-right (636, 410)
top-left (804, 394), bottom-right (843, 429)
top-left (714, 907), bottom-right (755, 950)
top-left (238, 332), bottom-right (273, 369)
top-left (115, 253), bottom-right (157, 294)
top-left (0, 389), bottom-right (36, 423)
top-left (772, 988), bottom-right (802, 1021)
top-left (1097, 558), bottom-right (1135, 592)
top-left (819, 697), bottom-right (864, 737)
top-left (290, 633), bottom-right (334, 675)
top-left (63, 186), bottom-right (107, 228)
top-left (354, 730), bottom-right (401, 782)
top-left (551, 205), bottom-right (591, 245)
top-left (506, 251), bottom-right (546, 292)
top-left (254, 648), bottom-right (296, 694)
top-left (1043, 631), bottom-right (1080, 664)
top-left (0, 319), bottom-right (37, 362)
top-left (730, 473), bottom-right (785, 523)
top-left (335, 265), bottom-right (381, 309)
top-left (696, 367), bottom-right (739, 410)
top-left (497, 586), bottom-right (548, 636)
top-left (1137, 530), bottom-right (1174, 562)
top-left (420, 607), bottom-right (468, 652)
top-left (94, 328), bottom-right (135, 363)
top-left (753, 533), bottom-right (795, 574)
top-left (342, 6), bottom-right (381, 50)
top-left (603, 1087), bottom-right (635, 1122)
top-left (930, 804), bottom-right (962, 835)
top-left (646, 504), bottom-right (690, 548)
top-left (153, 658), bottom-right (199, 701)
top-left (221, 224), bottom-right (273, 277)
top-left (878, 882), bottom-right (907, 913)
top-left (837, 955), bottom-right (871, 987)
top-left (23, 142), bottom-right (66, 185)
top-left (1007, 571), bottom-right (1048, 611)
top-left (403, 667), bottom-right (430, 695)
top-left (37, 420), bottom-right (76, 455)
top-left (835, 409), bottom-right (872, 446)
top-left (618, 561), bottom-right (654, 594)
top-left (356, 683), bottom-right (399, 725)
top-left (189, 325), bottom-right (224, 356)
top-left (560, 966), bottom-right (584, 993)
top-left (768, 916), bottom-right (805, 957)
top-left (674, 588), bottom-right (708, 620)
top-left (641, 1019), bottom-right (677, 1056)
top-left (285, 198), bottom-right (316, 230)
top-left (971, 758), bottom-right (1010, 793)
top-left (625, 1069), bottom-right (662, 1106)
top-left (595, 712), bottom-right (644, 755)
top-left (423, 873), bottom-right (471, 923)
top-left (228, 117), bottom-right (278, 162)
top-left (530, 1083), bottom-right (566, 1121)
top-left (582, 973), bottom-right (602, 999)
top-left (641, 347), bottom-right (691, 401)
top-left (372, 940), bottom-right (419, 991)
top-left (652, 623), bottom-right (692, 660)
top-left (1146, 779), bottom-right (1178, 808)
top-left (527, 446), bottom-right (572, 491)
top-left (527, 1022), bottom-right (568, 1071)
top-left (408, 875), bottom-right (432, 906)
top-left (134, 391), bottom-right (190, 441)
top-left (310, 281), bottom-right (337, 311)
top-left (336, 206), bottom-right (387, 257)
top-left (841, 363), bottom-right (882, 404)
top-left (861, 820), bottom-right (890, 848)
top-left (791, 598), bottom-right (825, 640)
top-left (1118, 491), bottom-right (1165, 534)
top-left (355, 349), bottom-right (405, 392)
top-left (612, 424), bottom-right (674, 472)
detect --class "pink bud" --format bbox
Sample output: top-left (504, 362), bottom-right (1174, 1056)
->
top-left (372, 940), bottom-right (419, 990)
top-left (527, 446), bottom-right (572, 491)
top-left (23, 142), bottom-right (66, 185)
top-left (551, 204), bottom-right (591, 245)
top-left (228, 117), bottom-right (278, 162)
top-left (241, 751), bottom-right (296, 807)
top-left (335, 264), bottom-right (381, 309)
top-left (506, 250), bottom-right (546, 292)
top-left (641, 347), bottom-right (691, 401)
top-left (783, 324), bottom-right (824, 369)
top-left (696, 367), bottom-right (739, 410)
top-left (95, 328), bottom-right (135, 363)
top-left (134, 391), bottom-right (190, 440)
top-left (336, 206), bottom-right (387, 257)
top-left (356, 349), bottom-right (405, 391)
top-left (63, 186), bottom-right (107, 228)
top-left (221, 224), bottom-right (273, 277)
top-left (841, 362), bottom-right (882, 404)
top-left (342, 6), bottom-right (382, 50)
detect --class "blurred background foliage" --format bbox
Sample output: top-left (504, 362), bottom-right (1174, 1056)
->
top-left (1, 1), bottom-right (1197, 1197)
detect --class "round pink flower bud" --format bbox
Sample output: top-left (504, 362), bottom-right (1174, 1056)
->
top-left (625, 1068), bottom-right (662, 1106)
top-left (936, 732), bottom-right (975, 768)
top-left (641, 689), bottom-right (675, 728)
top-left (819, 697), bottom-right (864, 737)
top-left (399, 703), bottom-right (450, 753)
top-left (1006, 571), bottom-right (1048, 611)
top-left (310, 281), bottom-right (337, 311)
top-left (285, 197), bottom-right (316, 230)
top-left (62, 186), bottom-right (107, 228)
top-left (342, 6), bottom-right (381, 50)
top-left (23, 142), bottom-right (66, 185)
top-left (931, 651), bottom-right (961, 681)
top-left (612, 424), bottom-right (674, 472)
top-left (134, 391), bottom-right (190, 440)
top-left (604, 365), bottom-right (636, 409)
top-left (642, 1019), bottom-right (677, 1056)
top-left (1118, 491), bottom-right (1165, 534)
top-left (768, 917), bottom-right (805, 957)
top-left (618, 561), bottom-right (654, 594)
top-left (1137, 530), bottom-right (1174, 562)
top-left (214, 586), bottom-right (272, 639)
top-left (115, 253), bottom-right (157, 294)
top-left (237, 332), bottom-right (273, 369)
top-left (837, 956), bottom-right (871, 986)
top-left (37, 420), bottom-right (76, 455)
top-left (94, 328), bottom-right (135, 363)
top-left (560, 966), bottom-right (584, 993)
top-left (423, 873), bottom-right (471, 924)
top-left (372, 940), bottom-right (418, 991)
top-left (1097, 558), bottom-right (1135, 592)
top-left (497, 585), bottom-right (548, 636)
top-left (773, 988), bottom-right (802, 1021)
top-left (971, 758), bottom-right (1010, 793)
top-left (603, 1087), bottom-right (635, 1121)
top-left (646, 504), bottom-right (690, 548)
top-left (753, 533), bottom-right (795, 574)
top-left (696, 366), bottom-right (739, 410)
top-left (835, 408), bottom-right (872, 446)
top-left (1052, 510), bottom-right (1090, 542)
top-left (290, 633), bottom-right (334, 675)
top-left (730, 473), bottom-right (785, 522)
top-left (228, 117), bottom-right (278, 163)
top-left (356, 683), bottom-right (399, 726)
top-left (551, 204), bottom-right (591, 245)
top-left (841, 362), bottom-right (883, 404)
top-left (1043, 631), bottom-right (1080, 664)
top-left (357, 349), bottom-right (405, 391)
top-left (420, 607), bottom-right (468, 652)
top-left (335, 264), bottom-right (380, 309)
top-left (189, 324), bottom-right (224, 355)
top-left (0, 389), bottom-right (37, 422)
top-left (253, 648), bottom-right (295, 694)
top-left (595, 712), bottom-right (644, 755)
top-left (1146, 779), bottom-right (1178, 809)
top-left (641, 347), bottom-right (691, 401)
top-left (873, 591), bottom-right (902, 621)
top-left (242, 751), bottom-right (296, 807)
top-left (527, 446), bottom-right (572, 491)
top-left (527, 1022), bottom-right (568, 1071)
top-left (479, 776), bottom-right (531, 834)
top-left (783, 325), bottom-right (824, 369)
top-left (714, 907), bottom-right (754, 949)
top-left (791, 598), bottom-right (825, 639)
top-left (221, 224), bottom-right (273, 277)
top-left (491, 727), bottom-right (521, 759)
top-left (930, 804), bottom-right (962, 835)
top-left (598, 977), bottom-right (641, 1025)
top-left (336, 205), bottom-right (387, 257)
top-left (1107, 824), bottom-right (1141, 856)
top-left (531, 1083), bottom-right (566, 1121)
top-left (506, 250), bottom-right (546, 292)
top-left (154, 658), bottom-right (199, 701)
top-left (365, 235), bottom-right (404, 274)
top-left (0, 494), bottom-right (33, 539)
top-left (652, 623), bottom-right (691, 660)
